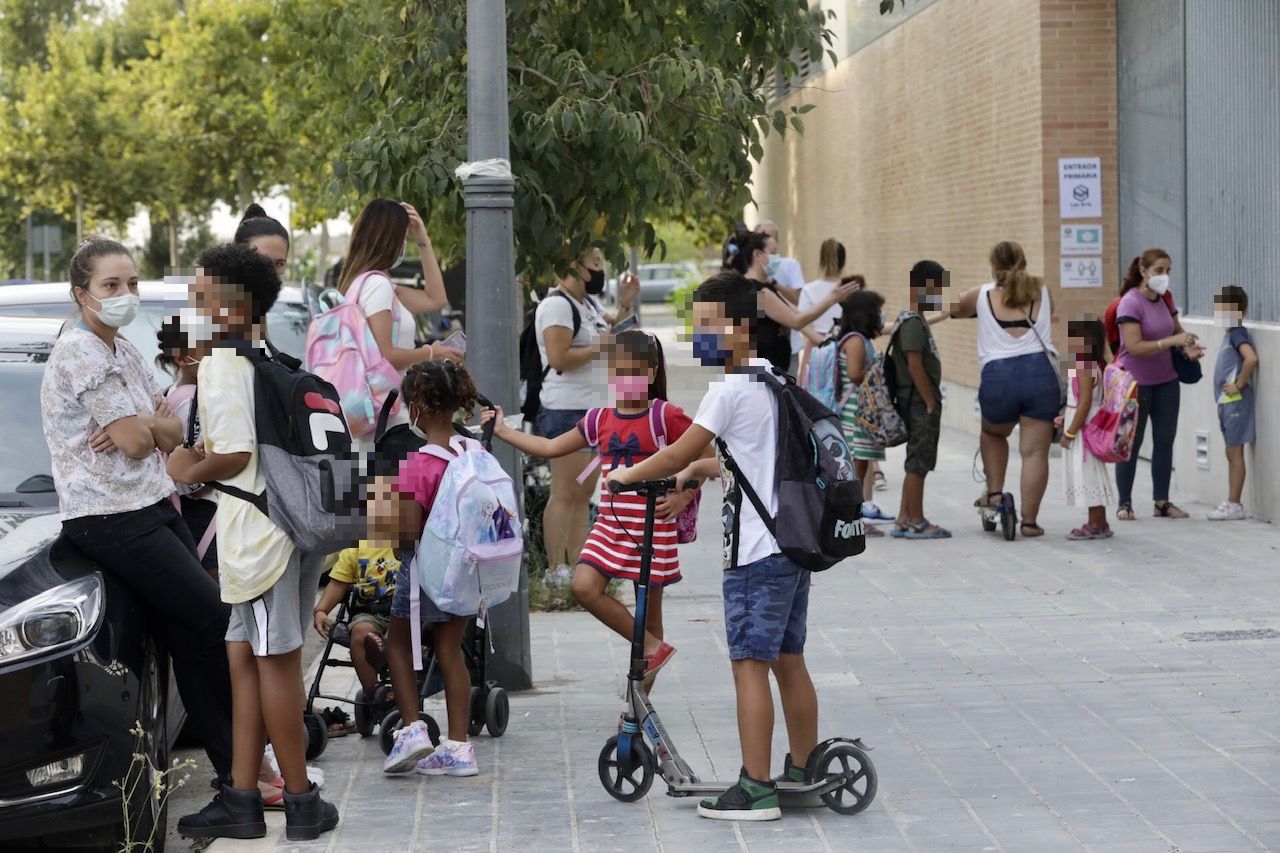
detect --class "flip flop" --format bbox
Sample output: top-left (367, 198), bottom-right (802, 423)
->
top-left (1116, 505), bottom-right (1135, 521)
top-left (320, 706), bottom-right (355, 737)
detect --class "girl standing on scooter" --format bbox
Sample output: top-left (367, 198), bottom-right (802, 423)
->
top-left (483, 330), bottom-right (706, 688)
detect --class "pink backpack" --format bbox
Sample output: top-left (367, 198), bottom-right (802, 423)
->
top-left (1081, 363), bottom-right (1138, 463)
top-left (579, 400), bottom-right (701, 542)
top-left (304, 271), bottom-right (403, 440)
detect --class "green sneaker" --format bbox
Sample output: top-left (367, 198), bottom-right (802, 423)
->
top-left (697, 768), bottom-right (781, 821)
top-left (772, 753), bottom-right (807, 784)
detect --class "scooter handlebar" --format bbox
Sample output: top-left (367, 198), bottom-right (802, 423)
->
top-left (608, 478), bottom-right (700, 495)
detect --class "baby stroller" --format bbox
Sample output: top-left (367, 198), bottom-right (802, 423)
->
top-left (302, 586), bottom-right (510, 761)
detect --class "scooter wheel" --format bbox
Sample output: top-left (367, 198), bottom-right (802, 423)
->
top-left (485, 687), bottom-right (510, 737)
top-left (380, 709), bottom-right (441, 755)
top-left (981, 515), bottom-right (997, 533)
top-left (303, 711), bottom-right (328, 760)
top-left (1000, 493), bottom-right (1017, 541)
top-left (597, 735), bottom-right (655, 802)
top-left (812, 741), bottom-right (877, 815)
top-left (353, 689), bottom-right (376, 738)
top-left (468, 686), bottom-right (485, 737)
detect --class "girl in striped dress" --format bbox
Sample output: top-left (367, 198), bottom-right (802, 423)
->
top-left (484, 330), bottom-right (702, 687)
top-left (836, 289), bottom-right (891, 533)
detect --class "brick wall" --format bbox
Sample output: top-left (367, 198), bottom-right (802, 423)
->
top-left (753, 0), bottom-right (1118, 390)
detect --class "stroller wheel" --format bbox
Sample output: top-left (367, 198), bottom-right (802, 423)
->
top-left (303, 710), bottom-right (328, 760)
top-left (485, 687), bottom-right (509, 737)
top-left (353, 689), bottom-right (376, 738)
top-left (467, 686), bottom-right (485, 738)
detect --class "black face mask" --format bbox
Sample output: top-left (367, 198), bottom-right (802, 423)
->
top-left (585, 268), bottom-right (606, 295)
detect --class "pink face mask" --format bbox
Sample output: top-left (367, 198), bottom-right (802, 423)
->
top-left (610, 374), bottom-right (650, 401)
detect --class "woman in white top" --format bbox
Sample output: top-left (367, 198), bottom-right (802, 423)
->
top-left (41, 238), bottom-right (235, 802)
top-left (949, 241), bottom-right (1060, 537)
top-left (534, 247), bottom-right (639, 580)
top-left (337, 199), bottom-right (463, 465)
top-left (793, 238), bottom-right (848, 363)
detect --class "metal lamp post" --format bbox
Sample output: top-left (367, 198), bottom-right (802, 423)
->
top-left (463, 0), bottom-right (532, 689)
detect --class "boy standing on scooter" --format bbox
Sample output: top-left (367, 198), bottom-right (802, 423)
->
top-left (608, 271), bottom-right (817, 822)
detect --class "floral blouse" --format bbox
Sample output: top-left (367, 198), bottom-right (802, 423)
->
top-left (40, 325), bottom-right (173, 520)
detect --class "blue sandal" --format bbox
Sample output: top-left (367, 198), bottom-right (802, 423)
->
top-left (892, 519), bottom-right (952, 540)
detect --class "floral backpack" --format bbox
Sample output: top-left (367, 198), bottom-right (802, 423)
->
top-left (1081, 362), bottom-right (1138, 463)
top-left (578, 399), bottom-right (701, 542)
top-left (304, 271), bottom-right (403, 440)
top-left (854, 347), bottom-right (908, 448)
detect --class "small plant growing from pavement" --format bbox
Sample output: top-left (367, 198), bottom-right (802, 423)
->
top-left (115, 721), bottom-right (196, 852)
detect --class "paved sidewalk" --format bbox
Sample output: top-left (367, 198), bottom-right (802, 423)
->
top-left (195, 355), bottom-right (1280, 853)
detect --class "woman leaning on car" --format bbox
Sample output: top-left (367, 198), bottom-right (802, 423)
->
top-left (38, 237), bottom-right (235, 803)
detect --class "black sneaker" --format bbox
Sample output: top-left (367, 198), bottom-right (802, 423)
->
top-left (697, 768), bottom-right (782, 821)
top-left (284, 782), bottom-right (340, 841)
top-left (772, 753), bottom-right (807, 784)
top-left (177, 787), bottom-right (266, 839)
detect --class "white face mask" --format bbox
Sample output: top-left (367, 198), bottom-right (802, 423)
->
top-left (84, 292), bottom-right (139, 328)
top-left (179, 307), bottom-right (218, 346)
top-left (1214, 310), bottom-right (1242, 328)
top-left (1147, 274), bottom-right (1170, 296)
top-left (408, 407), bottom-right (427, 441)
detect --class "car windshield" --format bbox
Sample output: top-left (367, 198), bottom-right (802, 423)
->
top-left (0, 300), bottom-right (311, 384)
top-left (0, 359), bottom-right (54, 499)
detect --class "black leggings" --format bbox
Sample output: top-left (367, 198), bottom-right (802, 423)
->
top-left (1115, 379), bottom-right (1181, 506)
top-left (63, 499), bottom-right (233, 778)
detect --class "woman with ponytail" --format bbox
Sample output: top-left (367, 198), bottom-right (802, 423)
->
top-left (949, 241), bottom-right (1060, 537)
top-left (1108, 248), bottom-right (1203, 521)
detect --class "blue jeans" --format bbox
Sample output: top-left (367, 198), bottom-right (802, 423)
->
top-left (979, 352), bottom-right (1062, 424)
top-left (722, 553), bottom-right (811, 661)
top-left (1116, 379), bottom-right (1180, 505)
top-left (536, 407), bottom-right (587, 440)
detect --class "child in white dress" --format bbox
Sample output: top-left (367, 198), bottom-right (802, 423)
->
top-left (1059, 318), bottom-right (1115, 539)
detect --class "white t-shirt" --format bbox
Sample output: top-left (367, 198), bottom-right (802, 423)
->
top-left (352, 271), bottom-right (412, 429)
top-left (693, 360), bottom-right (781, 568)
top-left (792, 278), bottom-right (841, 353)
top-left (534, 290), bottom-right (608, 411)
top-left (199, 346), bottom-right (294, 604)
top-left (773, 256), bottom-right (806, 290)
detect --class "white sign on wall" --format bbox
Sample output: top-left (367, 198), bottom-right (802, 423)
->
top-left (1061, 224), bottom-right (1103, 256)
top-left (1061, 256), bottom-right (1103, 289)
top-left (1059, 157), bottom-right (1102, 219)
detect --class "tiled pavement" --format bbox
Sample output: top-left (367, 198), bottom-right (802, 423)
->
top-left (189, 347), bottom-right (1280, 853)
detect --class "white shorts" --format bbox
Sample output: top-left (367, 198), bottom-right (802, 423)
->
top-left (225, 550), bottom-right (323, 656)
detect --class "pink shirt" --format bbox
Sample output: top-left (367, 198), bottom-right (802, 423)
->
top-left (1115, 288), bottom-right (1178, 386)
top-left (392, 450), bottom-right (450, 513)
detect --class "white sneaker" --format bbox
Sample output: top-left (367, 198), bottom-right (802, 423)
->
top-left (383, 720), bottom-right (434, 774)
top-left (546, 563), bottom-right (574, 589)
top-left (1208, 502), bottom-right (1246, 521)
top-left (416, 740), bottom-right (479, 777)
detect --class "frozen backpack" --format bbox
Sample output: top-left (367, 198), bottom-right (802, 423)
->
top-left (304, 271), bottom-right (403, 440)
top-left (800, 331), bottom-right (859, 412)
top-left (579, 399), bottom-right (702, 542)
top-left (408, 435), bottom-right (522, 670)
top-left (1082, 363), bottom-right (1138, 463)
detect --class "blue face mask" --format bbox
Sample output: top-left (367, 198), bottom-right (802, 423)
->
top-left (763, 254), bottom-right (782, 279)
top-left (692, 332), bottom-right (731, 366)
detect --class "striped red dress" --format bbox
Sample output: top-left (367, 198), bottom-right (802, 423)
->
top-left (576, 403), bottom-right (692, 586)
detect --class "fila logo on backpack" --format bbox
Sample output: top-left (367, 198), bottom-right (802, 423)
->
top-left (407, 435), bottom-right (523, 669)
top-left (191, 342), bottom-right (362, 555)
top-left (717, 366), bottom-right (865, 571)
top-left (304, 271), bottom-right (403, 440)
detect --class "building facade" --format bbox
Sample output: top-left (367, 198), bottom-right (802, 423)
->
top-left (753, 0), bottom-right (1279, 522)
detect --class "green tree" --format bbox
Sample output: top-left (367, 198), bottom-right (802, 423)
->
top-left (271, 0), bottom-right (832, 279)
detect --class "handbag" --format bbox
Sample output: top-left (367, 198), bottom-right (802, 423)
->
top-left (1172, 345), bottom-right (1203, 384)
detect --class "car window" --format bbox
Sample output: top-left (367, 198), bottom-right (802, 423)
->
top-left (0, 360), bottom-right (54, 498)
top-left (265, 301), bottom-right (310, 360)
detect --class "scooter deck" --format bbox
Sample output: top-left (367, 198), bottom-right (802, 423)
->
top-left (663, 778), bottom-right (847, 807)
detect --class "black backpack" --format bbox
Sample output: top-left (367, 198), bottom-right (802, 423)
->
top-left (880, 314), bottom-right (914, 407)
top-left (518, 289), bottom-right (588, 421)
top-left (716, 366), bottom-right (865, 572)
top-left (187, 341), bottom-right (362, 554)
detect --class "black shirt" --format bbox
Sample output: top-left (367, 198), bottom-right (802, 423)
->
top-left (753, 281), bottom-right (791, 372)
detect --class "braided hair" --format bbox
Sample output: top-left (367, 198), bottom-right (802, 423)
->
top-left (401, 359), bottom-right (479, 419)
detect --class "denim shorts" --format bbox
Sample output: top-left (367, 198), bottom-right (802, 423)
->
top-left (722, 553), bottom-right (811, 661)
top-left (979, 352), bottom-right (1062, 424)
top-left (389, 563), bottom-right (469, 623)
top-left (536, 407), bottom-right (588, 440)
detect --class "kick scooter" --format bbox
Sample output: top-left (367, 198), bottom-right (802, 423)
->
top-left (597, 477), bottom-right (877, 815)
top-left (977, 491), bottom-right (1018, 541)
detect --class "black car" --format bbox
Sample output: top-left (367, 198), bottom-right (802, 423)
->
top-left (0, 294), bottom-right (311, 850)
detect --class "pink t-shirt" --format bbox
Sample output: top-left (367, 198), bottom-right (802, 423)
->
top-left (392, 450), bottom-right (450, 513)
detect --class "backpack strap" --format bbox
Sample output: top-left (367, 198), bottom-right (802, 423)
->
top-left (345, 270), bottom-right (405, 330)
top-left (575, 407), bottom-right (606, 485)
top-left (714, 436), bottom-right (778, 547)
top-left (374, 388), bottom-right (400, 444)
top-left (648, 399), bottom-right (668, 449)
top-left (540, 290), bottom-right (583, 380)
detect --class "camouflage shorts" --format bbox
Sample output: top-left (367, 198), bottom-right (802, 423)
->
top-left (722, 553), bottom-right (811, 662)
top-left (900, 394), bottom-right (942, 476)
